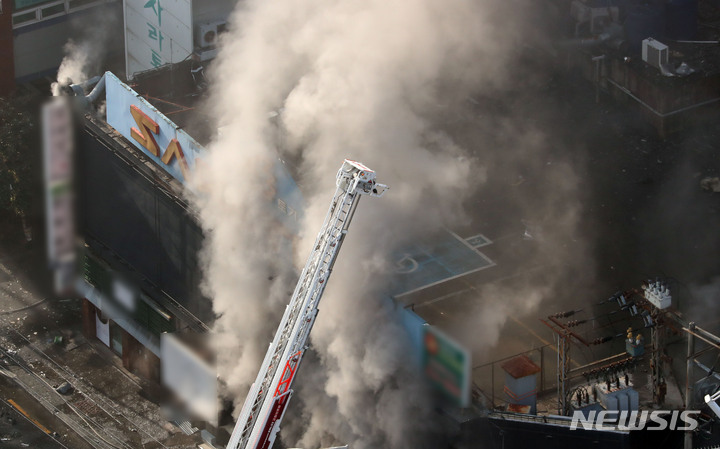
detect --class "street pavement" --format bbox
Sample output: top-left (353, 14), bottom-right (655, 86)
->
top-left (0, 221), bottom-right (203, 449)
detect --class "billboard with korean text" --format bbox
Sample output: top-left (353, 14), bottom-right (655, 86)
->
top-left (124, 0), bottom-right (193, 79)
top-left (422, 324), bottom-right (471, 407)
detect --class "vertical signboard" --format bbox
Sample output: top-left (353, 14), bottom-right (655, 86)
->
top-left (124, 0), bottom-right (193, 79)
top-left (161, 333), bottom-right (217, 423)
top-left (422, 324), bottom-right (471, 407)
top-left (43, 98), bottom-right (76, 293)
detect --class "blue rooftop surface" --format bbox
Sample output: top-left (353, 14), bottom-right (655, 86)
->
top-left (391, 231), bottom-right (494, 297)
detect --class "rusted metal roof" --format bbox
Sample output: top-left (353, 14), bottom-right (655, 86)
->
top-left (501, 355), bottom-right (540, 379)
top-left (507, 404), bottom-right (532, 414)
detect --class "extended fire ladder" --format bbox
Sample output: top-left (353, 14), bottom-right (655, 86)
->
top-left (226, 160), bottom-right (388, 449)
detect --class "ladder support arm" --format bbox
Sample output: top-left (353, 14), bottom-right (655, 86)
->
top-left (226, 160), bottom-right (387, 449)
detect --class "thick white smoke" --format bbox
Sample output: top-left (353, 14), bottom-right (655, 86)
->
top-left (50, 8), bottom-right (119, 96)
top-left (195, 0), bottom-right (572, 447)
top-left (193, 122), bottom-right (300, 410)
top-left (51, 40), bottom-right (96, 96)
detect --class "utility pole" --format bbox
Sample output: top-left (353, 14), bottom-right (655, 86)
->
top-left (685, 322), bottom-right (695, 449)
top-left (642, 279), bottom-right (671, 406)
top-left (542, 303), bottom-right (642, 416)
top-left (557, 331), bottom-right (570, 415)
top-left (541, 310), bottom-right (585, 416)
top-left (650, 308), bottom-right (665, 405)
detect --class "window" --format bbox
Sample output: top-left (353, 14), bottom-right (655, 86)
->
top-left (13, 0), bottom-right (54, 12)
top-left (11, 10), bottom-right (36, 25)
top-left (134, 299), bottom-right (174, 337)
top-left (40, 2), bottom-right (65, 17)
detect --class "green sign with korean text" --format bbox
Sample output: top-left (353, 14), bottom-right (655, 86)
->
top-left (422, 325), bottom-right (471, 407)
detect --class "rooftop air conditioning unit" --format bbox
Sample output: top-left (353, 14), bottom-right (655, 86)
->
top-left (642, 38), bottom-right (669, 69)
top-left (196, 20), bottom-right (227, 48)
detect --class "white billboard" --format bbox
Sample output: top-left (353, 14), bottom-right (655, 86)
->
top-left (161, 333), bottom-right (217, 423)
top-left (124, 0), bottom-right (193, 79)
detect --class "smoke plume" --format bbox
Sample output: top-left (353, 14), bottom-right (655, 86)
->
top-left (51, 40), bottom-right (97, 96)
top-left (51, 8), bottom-right (119, 96)
top-left (194, 0), bottom-right (583, 447)
top-left (688, 277), bottom-right (720, 324)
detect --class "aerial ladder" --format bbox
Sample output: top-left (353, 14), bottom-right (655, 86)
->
top-left (226, 160), bottom-right (388, 449)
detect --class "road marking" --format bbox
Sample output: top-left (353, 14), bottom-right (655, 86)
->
top-left (7, 398), bottom-right (52, 434)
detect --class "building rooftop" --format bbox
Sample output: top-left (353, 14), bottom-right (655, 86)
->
top-left (127, 59), bottom-right (215, 146)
